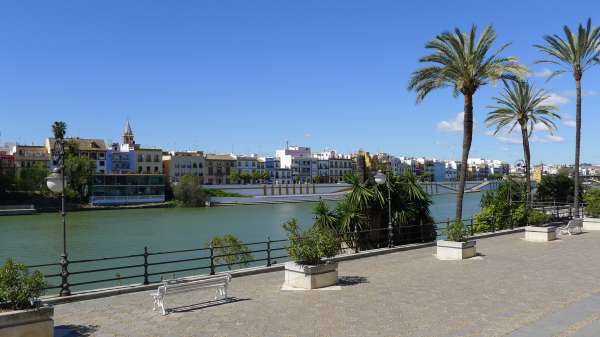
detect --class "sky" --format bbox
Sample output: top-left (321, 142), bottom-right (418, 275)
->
top-left (1, 0), bottom-right (599, 165)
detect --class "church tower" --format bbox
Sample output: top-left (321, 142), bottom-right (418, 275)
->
top-left (123, 121), bottom-right (135, 146)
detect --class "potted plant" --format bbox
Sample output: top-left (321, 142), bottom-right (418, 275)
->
top-left (523, 207), bottom-right (556, 242)
top-left (282, 218), bottom-right (340, 289)
top-left (436, 221), bottom-right (476, 260)
top-left (0, 259), bottom-right (52, 337)
top-left (583, 189), bottom-right (600, 231)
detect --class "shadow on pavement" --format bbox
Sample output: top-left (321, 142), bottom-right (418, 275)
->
top-left (55, 324), bottom-right (99, 337)
top-left (168, 297), bottom-right (250, 314)
top-left (337, 276), bottom-right (369, 286)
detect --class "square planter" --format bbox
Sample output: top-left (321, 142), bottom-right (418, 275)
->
top-left (0, 306), bottom-right (54, 337)
top-left (525, 226), bottom-right (557, 242)
top-left (583, 217), bottom-right (600, 231)
top-left (284, 261), bottom-right (338, 289)
top-left (436, 240), bottom-right (476, 260)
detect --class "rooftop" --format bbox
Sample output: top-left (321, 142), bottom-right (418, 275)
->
top-left (53, 231), bottom-right (600, 337)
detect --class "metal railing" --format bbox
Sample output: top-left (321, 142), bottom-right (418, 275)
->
top-left (27, 202), bottom-right (584, 296)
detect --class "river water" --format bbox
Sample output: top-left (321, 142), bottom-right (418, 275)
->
top-left (0, 192), bottom-right (483, 266)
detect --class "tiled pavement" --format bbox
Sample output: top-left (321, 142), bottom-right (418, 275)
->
top-left (54, 231), bottom-right (600, 337)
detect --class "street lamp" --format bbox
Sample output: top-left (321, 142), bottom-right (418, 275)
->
top-left (47, 138), bottom-right (70, 296)
top-left (374, 171), bottom-right (393, 248)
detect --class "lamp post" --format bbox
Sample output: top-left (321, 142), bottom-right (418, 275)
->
top-left (47, 138), bottom-right (70, 296)
top-left (374, 171), bottom-right (393, 248)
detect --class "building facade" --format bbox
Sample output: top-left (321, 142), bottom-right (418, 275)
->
top-left (11, 145), bottom-right (50, 173)
top-left (204, 154), bottom-right (236, 185)
top-left (163, 151), bottom-right (204, 182)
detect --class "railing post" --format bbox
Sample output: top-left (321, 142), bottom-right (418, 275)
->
top-left (491, 214), bottom-right (496, 232)
top-left (420, 219), bottom-right (424, 243)
top-left (353, 224), bottom-right (359, 254)
top-left (143, 246), bottom-right (149, 285)
top-left (470, 218), bottom-right (474, 236)
top-left (266, 236), bottom-right (272, 267)
top-left (59, 254), bottom-right (71, 296)
top-left (209, 244), bottom-right (215, 275)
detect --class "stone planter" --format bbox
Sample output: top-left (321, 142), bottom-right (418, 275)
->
top-left (583, 217), bottom-right (600, 231)
top-left (525, 226), bottom-right (557, 242)
top-left (436, 240), bottom-right (476, 260)
top-left (0, 306), bottom-right (54, 337)
top-left (284, 261), bottom-right (338, 289)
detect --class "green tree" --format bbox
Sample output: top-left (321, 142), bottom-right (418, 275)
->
top-left (584, 189), bottom-right (600, 217)
top-left (207, 234), bottom-right (254, 270)
top-left (64, 154), bottom-right (95, 202)
top-left (535, 18), bottom-right (600, 214)
top-left (229, 172), bottom-right (240, 184)
top-left (173, 174), bottom-right (208, 207)
top-left (535, 174), bottom-right (579, 203)
top-left (283, 218), bottom-right (339, 265)
top-left (52, 121), bottom-right (66, 140)
top-left (409, 25), bottom-right (526, 222)
top-left (486, 80), bottom-right (560, 205)
top-left (16, 163), bottom-right (49, 193)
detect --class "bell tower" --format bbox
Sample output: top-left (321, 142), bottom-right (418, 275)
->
top-left (123, 121), bottom-right (135, 146)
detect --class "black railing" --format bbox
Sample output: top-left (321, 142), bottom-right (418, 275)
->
top-left (28, 202), bottom-right (584, 296)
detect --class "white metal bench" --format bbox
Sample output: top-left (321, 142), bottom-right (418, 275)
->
top-left (557, 218), bottom-right (583, 236)
top-left (151, 274), bottom-right (232, 315)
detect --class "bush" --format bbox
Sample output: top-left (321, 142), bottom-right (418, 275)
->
top-left (444, 221), bottom-right (467, 242)
top-left (207, 234), bottom-right (254, 270)
top-left (0, 259), bottom-right (46, 310)
top-left (283, 218), bottom-right (339, 265)
top-left (584, 189), bottom-right (600, 217)
top-left (473, 206), bottom-right (496, 233)
top-left (173, 175), bottom-right (208, 207)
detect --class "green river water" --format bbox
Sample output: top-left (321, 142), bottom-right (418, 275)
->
top-left (0, 192), bottom-right (483, 292)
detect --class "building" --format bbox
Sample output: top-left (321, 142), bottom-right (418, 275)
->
top-left (265, 157), bottom-right (292, 184)
top-left (135, 148), bottom-right (162, 174)
top-left (11, 145), bottom-right (50, 173)
top-left (106, 142), bottom-right (136, 174)
top-left (89, 174), bottom-right (165, 205)
top-left (0, 153), bottom-right (15, 176)
top-left (204, 154), bottom-right (236, 184)
top-left (328, 156), bottom-right (353, 183)
top-left (46, 138), bottom-right (107, 173)
top-left (163, 151), bottom-right (204, 183)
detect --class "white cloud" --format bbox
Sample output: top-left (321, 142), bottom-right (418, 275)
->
top-left (543, 93), bottom-right (569, 106)
top-left (486, 130), bottom-right (521, 144)
top-left (561, 89), bottom-right (599, 97)
top-left (437, 112), bottom-right (465, 133)
top-left (530, 134), bottom-right (565, 143)
top-left (531, 68), bottom-right (554, 78)
top-left (561, 113), bottom-right (576, 128)
top-left (304, 133), bottom-right (312, 138)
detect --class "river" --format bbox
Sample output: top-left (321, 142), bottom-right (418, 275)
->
top-left (0, 192), bottom-right (483, 266)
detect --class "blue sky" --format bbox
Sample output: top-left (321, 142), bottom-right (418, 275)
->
top-left (1, 1), bottom-right (599, 164)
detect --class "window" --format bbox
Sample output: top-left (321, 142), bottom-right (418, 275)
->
top-left (138, 155), bottom-right (143, 162)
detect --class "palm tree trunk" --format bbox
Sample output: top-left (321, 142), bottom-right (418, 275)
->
top-left (574, 78), bottom-right (582, 215)
top-left (455, 93), bottom-right (474, 222)
top-left (520, 124), bottom-right (532, 207)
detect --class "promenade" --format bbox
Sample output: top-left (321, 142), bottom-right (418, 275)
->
top-left (54, 231), bottom-right (600, 337)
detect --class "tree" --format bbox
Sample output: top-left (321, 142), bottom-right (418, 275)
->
top-left (409, 25), bottom-right (525, 222)
top-left (313, 201), bottom-right (338, 231)
top-left (173, 174), bottom-right (208, 207)
top-left (15, 163), bottom-right (48, 193)
top-left (229, 172), bottom-right (240, 184)
top-left (535, 18), bottom-right (600, 214)
top-left (206, 234), bottom-right (254, 270)
top-left (486, 80), bottom-right (560, 205)
top-left (535, 174), bottom-right (581, 204)
top-left (64, 155), bottom-right (95, 202)
top-left (52, 121), bottom-right (66, 140)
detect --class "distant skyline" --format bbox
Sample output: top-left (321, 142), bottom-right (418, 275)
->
top-left (1, 1), bottom-right (600, 164)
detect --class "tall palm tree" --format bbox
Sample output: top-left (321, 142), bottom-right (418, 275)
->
top-left (52, 121), bottom-right (67, 140)
top-left (485, 80), bottom-right (560, 205)
top-left (409, 25), bottom-right (526, 222)
top-left (535, 18), bottom-right (600, 215)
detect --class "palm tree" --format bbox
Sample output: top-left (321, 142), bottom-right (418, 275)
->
top-left (409, 25), bottom-right (526, 222)
top-left (485, 80), bottom-right (560, 205)
top-left (313, 200), bottom-right (338, 231)
top-left (52, 121), bottom-right (67, 140)
top-left (534, 18), bottom-right (600, 215)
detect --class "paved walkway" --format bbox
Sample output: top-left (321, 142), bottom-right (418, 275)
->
top-left (54, 231), bottom-right (600, 337)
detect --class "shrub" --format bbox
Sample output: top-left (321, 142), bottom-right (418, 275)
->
top-left (528, 209), bottom-right (550, 226)
top-left (283, 218), bottom-right (339, 265)
top-left (0, 259), bottom-right (46, 310)
top-left (207, 234), bottom-right (254, 270)
top-left (444, 221), bottom-right (467, 242)
top-left (173, 175), bottom-right (208, 207)
top-left (473, 206), bottom-right (495, 233)
top-left (584, 189), bottom-right (600, 217)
